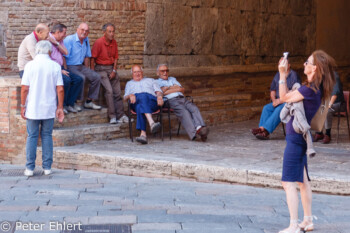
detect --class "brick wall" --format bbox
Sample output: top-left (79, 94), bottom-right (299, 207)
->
top-left (0, 0), bottom-right (146, 75)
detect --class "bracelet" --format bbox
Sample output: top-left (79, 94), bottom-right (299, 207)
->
top-left (56, 42), bottom-right (60, 46)
top-left (278, 80), bottom-right (286, 84)
top-left (20, 104), bottom-right (26, 108)
top-left (112, 69), bottom-right (116, 73)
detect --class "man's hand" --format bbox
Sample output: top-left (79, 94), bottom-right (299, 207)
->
top-left (109, 71), bottom-right (116, 80)
top-left (272, 99), bottom-right (281, 107)
top-left (56, 108), bottom-right (65, 123)
top-left (157, 96), bottom-right (164, 106)
top-left (62, 70), bottom-right (69, 76)
top-left (21, 107), bottom-right (27, 120)
top-left (48, 36), bottom-right (58, 45)
top-left (129, 94), bottom-right (136, 104)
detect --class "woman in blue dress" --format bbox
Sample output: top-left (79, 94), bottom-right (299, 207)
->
top-left (278, 50), bottom-right (336, 233)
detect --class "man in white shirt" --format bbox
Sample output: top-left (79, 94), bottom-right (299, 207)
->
top-left (17, 23), bottom-right (49, 78)
top-left (20, 40), bottom-right (64, 177)
top-left (156, 64), bottom-right (209, 141)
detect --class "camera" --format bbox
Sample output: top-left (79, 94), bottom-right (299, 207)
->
top-left (283, 52), bottom-right (289, 60)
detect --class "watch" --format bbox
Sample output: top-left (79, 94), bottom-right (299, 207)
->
top-left (56, 42), bottom-right (60, 46)
top-left (112, 69), bottom-right (116, 73)
top-left (278, 80), bottom-right (286, 84)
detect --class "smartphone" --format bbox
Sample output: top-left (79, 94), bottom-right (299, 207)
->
top-left (283, 52), bottom-right (289, 60)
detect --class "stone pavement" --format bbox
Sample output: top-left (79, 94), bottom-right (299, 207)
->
top-left (0, 163), bottom-right (350, 233)
top-left (49, 119), bottom-right (350, 195)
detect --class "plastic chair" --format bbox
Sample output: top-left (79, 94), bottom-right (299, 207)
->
top-left (127, 100), bottom-right (163, 142)
top-left (336, 91), bottom-right (350, 143)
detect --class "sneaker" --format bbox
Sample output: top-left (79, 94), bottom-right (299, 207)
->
top-left (84, 101), bottom-right (102, 110)
top-left (197, 126), bottom-right (209, 142)
top-left (110, 118), bottom-right (117, 124)
top-left (150, 122), bottom-right (161, 134)
top-left (63, 107), bottom-right (68, 114)
top-left (24, 169), bottom-right (33, 177)
top-left (119, 115), bottom-right (129, 123)
top-left (74, 104), bottom-right (82, 112)
top-left (67, 105), bottom-right (78, 113)
top-left (44, 169), bottom-right (52, 175)
top-left (136, 135), bottom-right (148, 144)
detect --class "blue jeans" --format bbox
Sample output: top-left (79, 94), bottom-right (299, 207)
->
top-left (259, 102), bottom-right (285, 133)
top-left (62, 69), bottom-right (83, 107)
top-left (25, 119), bottom-right (54, 171)
top-left (131, 93), bottom-right (159, 131)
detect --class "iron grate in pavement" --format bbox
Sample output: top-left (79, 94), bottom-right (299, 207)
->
top-left (61, 224), bottom-right (131, 233)
top-left (0, 169), bottom-right (43, 177)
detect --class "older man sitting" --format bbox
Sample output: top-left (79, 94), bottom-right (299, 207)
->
top-left (124, 65), bottom-right (163, 144)
top-left (156, 64), bottom-right (209, 141)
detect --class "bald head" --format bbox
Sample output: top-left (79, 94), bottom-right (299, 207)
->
top-left (77, 23), bottom-right (89, 42)
top-left (35, 23), bottom-right (49, 41)
top-left (131, 65), bottom-right (144, 82)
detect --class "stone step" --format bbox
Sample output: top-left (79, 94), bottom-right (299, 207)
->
top-left (184, 94), bottom-right (267, 112)
top-left (54, 108), bottom-right (109, 128)
top-left (51, 123), bottom-right (129, 147)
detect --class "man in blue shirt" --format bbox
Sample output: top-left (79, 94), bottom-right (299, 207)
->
top-left (63, 22), bottom-right (102, 110)
top-left (251, 59), bottom-right (301, 140)
top-left (156, 64), bottom-right (209, 142)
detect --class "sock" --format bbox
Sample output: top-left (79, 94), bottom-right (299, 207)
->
top-left (86, 99), bottom-right (92, 103)
top-left (325, 129), bottom-right (331, 136)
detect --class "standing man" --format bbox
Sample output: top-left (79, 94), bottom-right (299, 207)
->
top-left (20, 40), bottom-right (64, 176)
top-left (63, 22), bottom-right (102, 110)
top-left (124, 65), bottom-right (163, 144)
top-left (91, 23), bottom-right (128, 124)
top-left (156, 64), bottom-right (209, 141)
top-left (49, 23), bottom-right (83, 114)
top-left (251, 59), bottom-right (300, 140)
top-left (17, 23), bottom-right (49, 78)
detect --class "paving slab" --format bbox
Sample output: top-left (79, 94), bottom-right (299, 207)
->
top-left (48, 119), bottom-right (350, 194)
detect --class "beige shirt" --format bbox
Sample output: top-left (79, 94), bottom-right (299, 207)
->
top-left (17, 32), bottom-right (37, 71)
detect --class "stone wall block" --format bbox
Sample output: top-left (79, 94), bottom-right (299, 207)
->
top-left (162, 3), bottom-right (192, 55)
top-left (213, 8), bottom-right (242, 56)
top-left (144, 3), bottom-right (164, 55)
top-left (191, 8), bottom-right (218, 55)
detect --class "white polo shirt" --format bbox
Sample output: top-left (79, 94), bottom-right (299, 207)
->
top-left (21, 54), bottom-right (63, 120)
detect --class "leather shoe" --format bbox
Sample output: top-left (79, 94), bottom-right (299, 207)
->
top-left (251, 128), bottom-right (263, 136)
top-left (314, 133), bottom-right (324, 142)
top-left (256, 130), bottom-right (269, 140)
top-left (197, 126), bottom-right (209, 142)
top-left (322, 134), bottom-right (331, 144)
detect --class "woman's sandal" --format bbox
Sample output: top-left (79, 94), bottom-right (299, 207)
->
top-left (299, 216), bottom-right (317, 232)
top-left (279, 220), bottom-right (301, 233)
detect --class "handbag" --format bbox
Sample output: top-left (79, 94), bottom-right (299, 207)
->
top-left (310, 99), bottom-right (330, 132)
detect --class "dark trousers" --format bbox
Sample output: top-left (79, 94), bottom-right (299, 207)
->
top-left (62, 69), bottom-right (84, 107)
top-left (131, 93), bottom-right (159, 131)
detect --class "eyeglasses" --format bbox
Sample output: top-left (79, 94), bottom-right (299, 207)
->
top-left (304, 60), bottom-right (315, 66)
top-left (133, 71), bottom-right (142, 74)
top-left (159, 69), bottom-right (169, 73)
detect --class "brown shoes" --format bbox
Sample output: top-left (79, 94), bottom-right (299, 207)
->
top-left (314, 133), bottom-right (331, 144)
top-left (322, 134), bottom-right (331, 144)
top-left (256, 129), bottom-right (270, 140)
top-left (197, 126), bottom-right (209, 142)
top-left (251, 128), bottom-right (263, 136)
top-left (314, 133), bottom-right (324, 142)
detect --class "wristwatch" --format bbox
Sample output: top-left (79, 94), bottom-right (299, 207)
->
top-left (56, 42), bottom-right (60, 46)
top-left (112, 69), bottom-right (116, 73)
top-left (278, 80), bottom-right (286, 84)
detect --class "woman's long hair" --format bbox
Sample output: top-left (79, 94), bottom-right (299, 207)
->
top-left (309, 50), bottom-right (336, 100)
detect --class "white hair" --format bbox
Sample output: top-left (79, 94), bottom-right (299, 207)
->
top-left (157, 64), bottom-right (168, 71)
top-left (35, 40), bottom-right (52, 55)
top-left (130, 65), bottom-right (143, 74)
